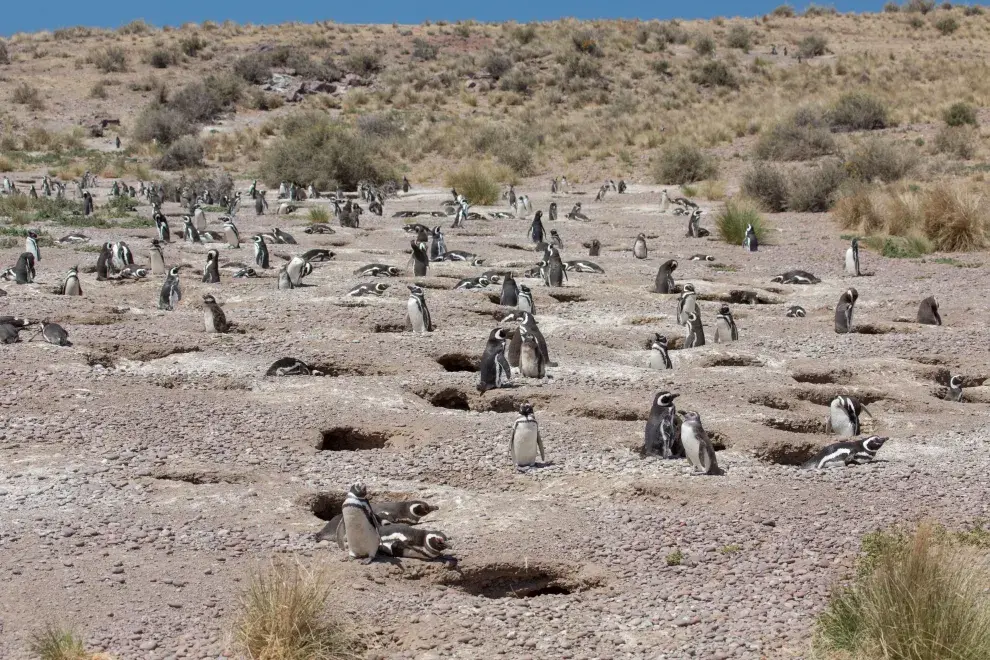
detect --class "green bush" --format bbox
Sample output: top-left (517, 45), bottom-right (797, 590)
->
top-left (726, 25), bottom-right (752, 51)
top-left (753, 110), bottom-right (837, 161)
top-left (482, 51), bottom-right (513, 79)
top-left (691, 60), bottom-right (738, 88)
top-left (742, 162), bottom-right (789, 212)
top-left (829, 92), bottom-right (890, 131)
top-left (786, 159), bottom-right (847, 211)
top-left (934, 15), bottom-right (961, 33)
top-left (653, 143), bottom-right (718, 185)
top-left (154, 135), bottom-right (204, 170)
top-left (259, 113), bottom-right (396, 190)
top-left (693, 34), bottom-right (716, 56)
top-left (845, 138), bottom-right (918, 183)
top-left (412, 38), bottom-right (439, 61)
top-left (446, 163), bottom-right (501, 205)
top-left (943, 101), bottom-right (978, 126)
top-left (716, 200), bottom-right (768, 244)
top-left (797, 34), bottom-right (828, 58)
top-left (934, 125), bottom-right (977, 158)
top-left (89, 45), bottom-right (127, 73)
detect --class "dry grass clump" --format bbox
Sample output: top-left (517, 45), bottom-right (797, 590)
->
top-left (154, 135), bottom-right (204, 171)
top-left (797, 34), bottom-right (828, 58)
top-left (726, 25), bottom-right (752, 51)
top-left (12, 82), bottom-right (44, 110)
top-left (715, 200), bottom-right (768, 244)
top-left (145, 45), bottom-right (179, 69)
top-left (0, 40), bottom-right (9, 65)
top-left (829, 92), bottom-right (890, 132)
top-left (921, 184), bottom-right (989, 251)
top-left (933, 14), bottom-right (960, 34)
top-left (787, 159), bottom-right (847, 212)
top-left (690, 60), bottom-right (738, 88)
top-left (234, 560), bottom-right (357, 660)
top-left (815, 522), bottom-right (990, 659)
top-left (933, 125), bottom-right (976, 158)
top-left (87, 45), bottom-right (127, 73)
top-left (904, 0), bottom-right (936, 12)
top-left (754, 110), bottom-right (837, 161)
top-left (654, 143), bottom-right (718, 185)
top-left (446, 163), bottom-right (502, 205)
top-left (742, 162), bottom-right (789, 212)
top-left (308, 207), bottom-right (330, 224)
top-left (27, 623), bottom-right (89, 660)
top-left (943, 101), bottom-right (978, 127)
top-left (845, 138), bottom-right (918, 183)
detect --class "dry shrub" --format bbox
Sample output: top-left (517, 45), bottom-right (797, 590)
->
top-left (27, 623), bottom-right (89, 660)
top-left (921, 183), bottom-right (989, 251)
top-left (344, 50), bottom-right (382, 76)
top-left (571, 29), bottom-right (603, 57)
top-left (834, 186), bottom-right (892, 233)
top-left (786, 159), bottom-right (847, 212)
top-left (742, 162), bottom-right (789, 212)
top-left (754, 111), bottom-right (837, 161)
top-left (234, 560), bottom-right (356, 660)
top-left (88, 45), bottom-right (127, 73)
top-left (726, 25), bottom-right (752, 51)
top-left (933, 14), bottom-right (960, 33)
top-left (146, 45), bottom-right (178, 69)
top-left (12, 83), bottom-right (44, 110)
top-left (797, 34), bottom-right (828, 58)
top-left (845, 138), bottom-right (918, 183)
top-left (154, 135), bottom-right (204, 171)
top-left (446, 163), bottom-right (502, 205)
top-left (0, 41), bottom-right (9, 65)
top-left (411, 38), bottom-right (439, 61)
top-left (771, 4), bottom-right (796, 17)
top-left (943, 101), bottom-right (978, 127)
top-left (133, 105), bottom-right (196, 145)
top-left (482, 51), bottom-right (512, 79)
top-left (693, 34), bottom-right (716, 56)
top-left (690, 60), bottom-right (737, 88)
top-left (653, 143), bottom-right (718, 185)
top-left (905, 0), bottom-right (936, 11)
top-left (829, 92), bottom-right (890, 132)
top-left (933, 125), bottom-right (976, 158)
top-left (234, 53), bottom-right (272, 83)
top-left (179, 33), bottom-right (208, 57)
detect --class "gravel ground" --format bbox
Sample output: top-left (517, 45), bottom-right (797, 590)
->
top-left (1, 178), bottom-right (989, 659)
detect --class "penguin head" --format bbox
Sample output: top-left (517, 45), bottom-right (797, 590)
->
top-left (183, 215), bottom-right (192, 225)
top-left (519, 285), bottom-right (531, 295)
top-left (681, 410), bottom-right (701, 424)
top-left (551, 229), bottom-right (560, 237)
top-left (253, 235), bottom-right (265, 245)
top-left (655, 391), bottom-right (679, 408)
top-left (491, 327), bottom-right (509, 343)
top-left (477, 276), bottom-right (490, 287)
top-left (519, 402), bottom-right (535, 417)
top-left (374, 283), bottom-right (390, 294)
top-left (409, 501), bottom-right (437, 517)
top-left (770, 274), bottom-right (784, 283)
top-left (407, 285), bottom-right (424, 296)
top-left (348, 483), bottom-right (368, 499)
top-left (637, 233), bottom-right (646, 240)
top-left (862, 436), bottom-right (887, 452)
top-left (745, 224), bottom-right (754, 233)
top-left (203, 294), bottom-right (218, 306)
top-left (851, 237), bottom-right (859, 248)
top-left (27, 231), bottom-right (37, 239)
top-left (426, 532), bottom-right (449, 553)
top-left (845, 288), bottom-right (859, 304)
top-left (206, 250), bottom-right (218, 263)
top-left (682, 283), bottom-right (695, 293)
top-left (591, 239), bottom-right (600, 247)
top-left (950, 375), bottom-right (963, 389)
top-left (486, 273), bottom-right (499, 284)
top-left (652, 333), bottom-right (668, 348)
top-left (719, 304), bottom-right (731, 316)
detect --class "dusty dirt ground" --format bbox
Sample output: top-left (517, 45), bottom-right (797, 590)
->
top-left (1, 179), bottom-right (990, 659)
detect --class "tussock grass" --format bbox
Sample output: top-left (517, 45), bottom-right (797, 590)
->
top-left (27, 623), bottom-right (88, 660)
top-left (446, 163), bottom-right (501, 205)
top-left (933, 125), bottom-right (976, 159)
top-left (87, 45), bottom-right (127, 73)
top-left (829, 92), bottom-right (891, 132)
top-left (815, 522), bottom-right (990, 659)
top-left (922, 183), bottom-right (989, 251)
top-left (715, 200), bottom-right (769, 244)
top-left (308, 207), bottom-right (330, 224)
top-left (234, 560), bottom-right (357, 660)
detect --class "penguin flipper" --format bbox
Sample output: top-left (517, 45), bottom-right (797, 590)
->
top-left (536, 430), bottom-right (545, 463)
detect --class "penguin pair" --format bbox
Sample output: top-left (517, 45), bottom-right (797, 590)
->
top-left (410, 239), bottom-right (430, 276)
top-left (317, 498), bottom-right (437, 541)
top-left (586, 239), bottom-right (601, 256)
top-left (354, 263), bottom-right (400, 277)
top-left (685, 209), bottom-right (709, 238)
top-left (429, 226), bottom-right (447, 261)
top-left (503, 311), bottom-right (551, 371)
top-left (11, 253), bottom-right (36, 284)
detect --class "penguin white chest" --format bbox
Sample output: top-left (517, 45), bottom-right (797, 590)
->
top-left (830, 407), bottom-right (857, 437)
top-left (194, 210), bottom-right (206, 231)
top-left (342, 506), bottom-right (380, 559)
top-left (407, 298), bottom-right (425, 332)
top-left (680, 424), bottom-right (702, 468)
top-left (65, 278), bottom-right (80, 296)
top-left (518, 297), bottom-right (533, 313)
top-left (845, 248), bottom-right (857, 274)
top-left (204, 309), bottom-right (218, 333)
top-left (512, 421), bottom-right (540, 466)
top-left (519, 342), bottom-right (544, 378)
top-left (649, 348), bottom-right (669, 370)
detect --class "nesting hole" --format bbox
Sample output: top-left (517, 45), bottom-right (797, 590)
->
top-left (704, 355), bottom-right (764, 368)
top-left (761, 417), bottom-right (826, 434)
top-left (373, 322), bottom-right (406, 333)
top-left (548, 292), bottom-right (588, 303)
top-left (794, 389), bottom-right (886, 406)
top-left (748, 394), bottom-right (790, 410)
top-left (316, 427), bottom-right (390, 451)
top-left (441, 563), bottom-right (594, 599)
top-left (475, 393), bottom-right (532, 413)
top-left (420, 387), bottom-right (471, 410)
top-left (854, 324), bottom-right (896, 335)
top-left (151, 470), bottom-right (246, 485)
top-left (570, 405), bottom-right (645, 421)
top-left (707, 430), bottom-right (728, 451)
top-left (495, 242), bottom-right (531, 251)
top-left (436, 354), bottom-right (479, 373)
top-left (755, 443), bottom-right (820, 466)
top-left (791, 369), bottom-right (851, 385)
top-left (698, 291), bottom-right (778, 305)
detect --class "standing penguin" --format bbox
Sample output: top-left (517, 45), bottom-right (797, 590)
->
top-left (659, 189), bottom-right (671, 214)
top-left (253, 235), bottom-right (270, 269)
top-left (223, 218), bottom-right (240, 248)
top-left (683, 310), bottom-right (706, 348)
top-left (286, 255), bottom-right (309, 287)
top-left (654, 259), bottom-right (677, 294)
top-left (550, 229), bottom-right (564, 250)
top-left (25, 231), bottom-right (41, 263)
top-left (155, 212), bottom-right (171, 243)
top-left (202, 294), bottom-right (231, 333)
top-left (202, 249), bottom-right (220, 284)
top-left (518, 326), bottom-right (547, 378)
top-left (478, 328), bottom-right (511, 393)
top-left (680, 411), bottom-right (720, 475)
top-left (826, 395), bottom-right (871, 437)
top-left (182, 216), bottom-right (201, 243)
top-left (528, 210), bottom-right (545, 244)
top-left (402, 176), bottom-right (410, 193)
top-left (13, 253), bottom-right (35, 284)
top-left (917, 296), bottom-right (941, 325)
top-left (713, 305), bottom-right (738, 343)
top-left (96, 242), bottom-right (113, 281)
top-left (633, 233), bottom-right (648, 259)
top-left (61, 266), bottom-right (82, 296)
top-left (649, 333), bottom-right (672, 370)
top-left (845, 237), bottom-right (861, 276)
top-left (276, 264), bottom-right (293, 290)
top-left (548, 202), bottom-right (558, 221)
top-left (83, 191), bottom-right (94, 216)
top-left (588, 239), bottom-right (601, 257)
top-left (406, 285), bottom-right (433, 332)
top-left (676, 283), bottom-right (697, 324)
top-left (834, 287), bottom-right (858, 334)
top-left (546, 245), bottom-right (565, 287)
top-left (644, 391), bottom-right (683, 458)
top-left (510, 403), bottom-right (545, 469)
top-left (255, 192), bottom-right (265, 215)
top-left (500, 273), bottom-right (518, 307)
top-left (517, 285), bottom-right (535, 314)
top-left (158, 266), bottom-right (182, 311)
top-left (503, 311), bottom-right (550, 368)
top-left (410, 240), bottom-right (429, 276)
top-left (341, 484), bottom-right (381, 564)
top-left (429, 226), bottom-right (446, 261)
top-left (743, 224), bottom-right (759, 252)
top-left (946, 375), bottom-right (964, 402)
top-left (149, 239), bottom-right (166, 276)
top-left (193, 205), bottom-right (207, 231)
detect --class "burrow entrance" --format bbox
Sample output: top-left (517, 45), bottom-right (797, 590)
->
top-left (853, 324), bottom-right (896, 335)
top-left (748, 394), bottom-right (791, 411)
top-left (569, 405), bottom-right (644, 421)
top-left (151, 470), bottom-right (246, 485)
top-left (373, 322), bottom-right (406, 333)
top-left (436, 353), bottom-right (478, 373)
top-left (761, 417), bottom-right (825, 434)
top-left (548, 292), bottom-right (588, 303)
top-left (316, 427), bottom-right (390, 451)
top-left (704, 355), bottom-right (764, 368)
top-left (697, 290), bottom-right (779, 305)
top-left (755, 443), bottom-right (819, 466)
top-left (300, 490), bottom-right (416, 521)
top-left (440, 563), bottom-right (597, 599)
top-left (795, 389), bottom-right (886, 406)
top-left (791, 369), bottom-right (851, 385)
top-left (419, 387), bottom-right (471, 410)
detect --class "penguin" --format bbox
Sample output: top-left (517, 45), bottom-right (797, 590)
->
top-left (454, 276), bottom-right (490, 291)
top-left (644, 391), bottom-right (683, 458)
top-left (518, 326), bottom-right (547, 378)
top-left (654, 259), bottom-right (677, 294)
top-left (119, 266), bottom-right (149, 280)
top-left (83, 191), bottom-right (93, 216)
top-left (502, 311), bottom-right (550, 368)
top-left (158, 266), bottom-right (181, 311)
top-left (587, 239), bottom-right (601, 257)
top-left (677, 283), bottom-right (697, 324)
top-left (193, 205), bottom-right (207, 231)
top-left (517, 285), bottom-right (535, 314)
top-left (402, 176), bottom-right (410, 193)
top-left (25, 231), bottom-right (40, 262)
top-left (13, 253), bottom-right (35, 284)
top-left (826, 395), bottom-right (871, 437)
top-left (341, 483), bottom-right (381, 564)
top-left (690, 254), bottom-right (716, 261)
top-left (202, 294), bottom-right (231, 333)
top-left (429, 226), bottom-right (447, 261)
top-left (0, 323), bottom-right (22, 344)
top-left (683, 310), bottom-right (706, 349)
top-left (686, 209), bottom-right (710, 238)
top-left (223, 219), bottom-right (240, 248)
top-left (37, 322), bottom-right (71, 347)
top-left (500, 273), bottom-right (518, 307)
top-left (348, 282), bottom-right (390, 297)
top-left (286, 255), bottom-right (309, 287)
top-left (253, 235), bottom-right (270, 269)
top-left (202, 250), bottom-right (220, 284)
top-left (304, 223), bottom-right (336, 235)
top-left (563, 260), bottom-right (605, 274)
top-left (549, 202), bottom-right (558, 221)
top-left (834, 287), bottom-right (858, 334)
top-left (407, 285), bottom-right (433, 332)
top-left (802, 436), bottom-right (887, 469)
top-left (273, 227), bottom-right (296, 244)
top-left (377, 525), bottom-right (450, 560)
top-left (410, 240), bottom-right (429, 276)
top-left (550, 229), bottom-right (563, 250)
top-left (254, 193), bottom-right (265, 215)
top-left (96, 242), bottom-right (113, 281)
top-left (633, 233), bottom-right (648, 259)
top-left (917, 296), bottom-right (941, 325)
top-left (566, 202), bottom-right (590, 221)
top-left (57, 233), bottom-right (89, 245)
top-left (266, 357), bottom-right (322, 376)
top-left (354, 264), bottom-right (400, 277)
top-left (659, 189), bottom-right (671, 214)
top-left (743, 224), bottom-right (758, 252)
top-left (649, 333), bottom-right (672, 370)
top-left (713, 304), bottom-right (738, 343)
top-left (787, 305), bottom-right (806, 318)
top-left (845, 237), bottom-right (861, 276)
top-left (235, 267), bottom-right (259, 279)
top-left (373, 500), bottom-right (437, 525)
top-left (528, 211), bottom-right (545, 244)
top-left (112, 242), bottom-right (134, 272)
top-left (680, 411), bottom-right (720, 475)
top-left (276, 264), bottom-right (293, 290)
top-left (510, 403), bottom-right (545, 469)
top-left (149, 239), bottom-right (166, 276)
top-left (442, 250), bottom-right (483, 264)
top-left (155, 212), bottom-right (171, 243)
top-left (546, 245), bottom-right (565, 287)
top-left (771, 270), bottom-right (821, 285)
top-left (61, 266), bottom-right (82, 296)
top-left (478, 329), bottom-right (511, 393)
top-left (182, 216), bottom-right (201, 243)
top-left (946, 375), bottom-right (964, 402)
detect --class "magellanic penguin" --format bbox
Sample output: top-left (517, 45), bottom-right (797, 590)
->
top-left (564, 259), bottom-right (604, 274)
top-left (410, 240), bottom-right (430, 276)
top-left (771, 270), bottom-right (821, 285)
top-left (713, 304), bottom-right (738, 343)
top-left (685, 209), bottom-right (710, 238)
top-left (348, 282), bottom-right (390, 297)
top-left (14, 253), bottom-right (35, 284)
top-left (203, 294), bottom-right (231, 333)
top-left (378, 525), bottom-right (450, 560)
top-left (273, 227), bottom-right (296, 244)
top-left (202, 249), bottom-right (221, 284)
top-left (407, 285), bottom-right (433, 332)
top-left (277, 264), bottom-right (293, 290)
top-left (193, 204), bottom-right (207, 231)
top-left (787, 305), bottom-right (806, 318)
top-left (834, 287), bottom-right (858, 334)
top-left (518, 326), bottom-right (547, 378)
top-left (588, 239), bottom-right (601, 257)
top-left (743, 224), bottom-right (758, 252)
top-left (659, 189), bottom-right (671, 214)
top-left (654, 259), bottom-right (677, 294)
top-left (429, 226), bottom-right (447, 261)
top-left (649, 333), bottom-right (673, 370)
top-left (917, 296), bottom-right (941, 325)
top-left (286, 255), bottom-right (310, 287)
top-left (549, 202), bottom-right (558, 221)
top-left (946, 375), bottom-right (964, 402)
top-left (677, 283), bottom-right (697, 325)
top-left (528, 210), bottom-right (546, 244)
top-left (550, 229), bottom-right (564, 250)
top-left (375, 500), bottom-right (437, 525)
top-left (517, 285), bottom-right (535, 314)
top-left (845, 237), bottom-right (861, 276)
top-left (35, 321), bottom-right (71, 346)
top-left (253, 235), bottom-right (270, 269)
top-left (826, 395), bottom-right (872, 437)
top-left (500, 273), bottom-right (518, 307)
top-left (341, 483), bottom-right (381, 564)
top-left (150, 239), bottom-right (166, 276)
top-left (802, 435), bottom-right (887, 469)
top-left (182, 216), bottom-right (201, 243)
top-left (60, 266), bottom-right (82, 296)
top-left (158, 266), bottom-right (182, 311)
top-left (644, 391), bottom-right (683, 458)
top-left (683, 310), bottom-right (706, 349)
top-left (546, 245), bottom-right (566, 287)
top-left (223, 219), bottom-right (240, 248)
top-left (478, 329), bottom-right (511, 393)
top-left (502, 311), bottom-right (551, 368)
top-left (680, 411), bottom-right (720, 475)
top-left (25, 231), bottom-right (41, 263)
top-left (633, 233), bottom-right (648, 259)
top-left (510, 403), bottom-right (545, 469)
top-left (155, 212), bottom-right (171, 243)
top-left (96, 242), bottom-right (113, 281)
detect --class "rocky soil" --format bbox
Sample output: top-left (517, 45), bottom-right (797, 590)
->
top-left (1, 178), bottom-right (989, 659)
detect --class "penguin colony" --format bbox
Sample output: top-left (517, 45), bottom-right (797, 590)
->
top-left (0, 170), bottom-right (970, 569)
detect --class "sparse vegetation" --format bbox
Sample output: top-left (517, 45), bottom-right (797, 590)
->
top-left (693, 34), bottom-right (716, 56)
top-left (829, 92), bottom-right (890, 132)
top-left (691, 60), bottom-right (738, 88)
top-left (742, 162), bottom-right (789, 212)
top-left (12, 82), bottom-right (44, 110)
top-left (845, 138), bottom-right (918, 183)
top-left (0, 40), bottom-right (9, 65)
top-left (88, 45), bottom-right (127, 73)
top-left (905, 0), bottom-right (936, 12)
top-left (716, 200), bottom-right (768, 244)
top-left (786, 159), bottom-right (847, 212)
top-left (665, 549), bottom-right (685, 566)
top-left (726, 25), bottom-right (752, 51)
top-left (412, 38), bottom-right (439, 61)
top-left (344, 50), bottom-right (383, 76)
top-left (146, 45), bottom-right (178, 69)
top-left (754, 110), bottom-right (837, 161)
top-left (446, 163), bottom-right (502, 205)
top-left (934, 14), bottom-right (960, 33)
top-left (797, 34), bottom-right (828, 58)
top-left (308, 207), bottom-right (330, 224)
top-left (653, 143), bottom-right (718, 185)
top-left (934, 125), bottom-right (976, 158)
top-left (154, 135), bottom-right (205, 170)
top-left (943, 101), bottom-right (978, 127)
top-left (27, 623), bottom-right (89, 660)
top-left (771, 5), bottom-right (797, 17)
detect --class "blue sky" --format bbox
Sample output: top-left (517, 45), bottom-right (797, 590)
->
top-left (4, 1), bottom-right (884, 36)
